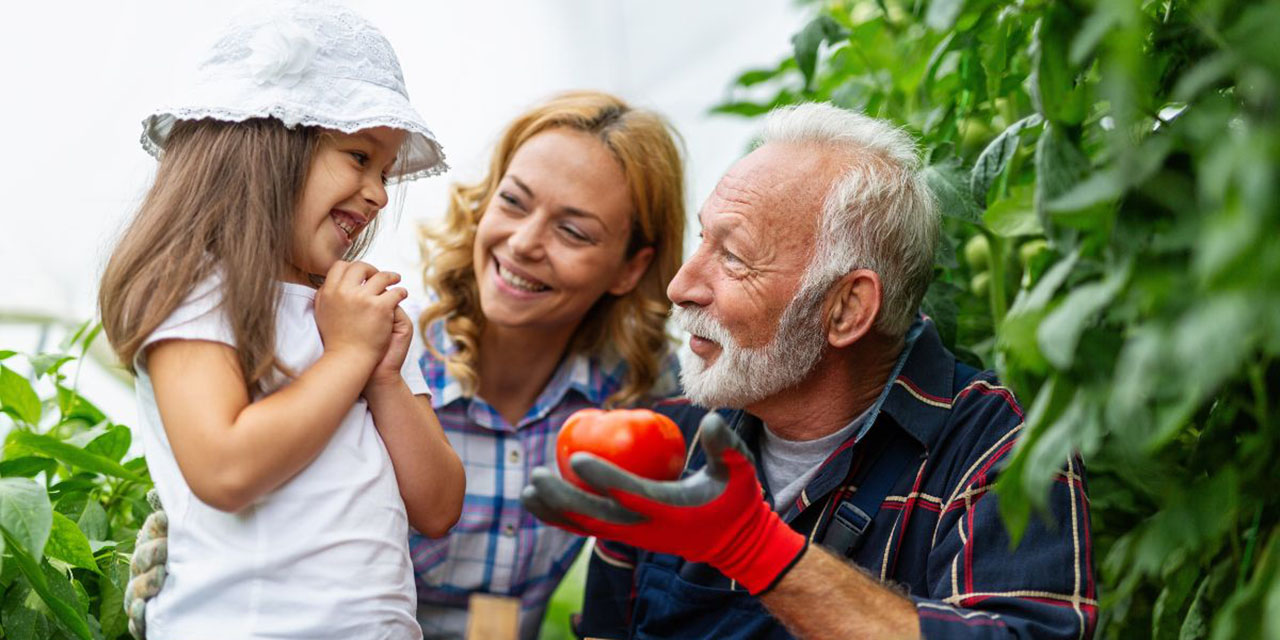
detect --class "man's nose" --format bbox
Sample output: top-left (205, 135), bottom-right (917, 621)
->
top-left (667, 247), bottom-right (713, 308)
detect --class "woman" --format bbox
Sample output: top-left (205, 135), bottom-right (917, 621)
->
top-left (411, 91), bottom-right (685, 639)
top-left (126, 91), bottom-right (686, 640)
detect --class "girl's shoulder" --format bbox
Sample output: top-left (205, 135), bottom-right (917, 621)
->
top-left (137, 272), bottom-right (235, 370)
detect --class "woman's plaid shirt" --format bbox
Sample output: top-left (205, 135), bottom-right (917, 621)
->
top-left (409, 319), bottom-right (677, 640)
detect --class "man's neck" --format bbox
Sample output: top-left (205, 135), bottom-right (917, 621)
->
top-left (749, 332), bottom-right (903, 441)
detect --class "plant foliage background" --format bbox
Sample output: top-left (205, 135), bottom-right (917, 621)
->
top-left (0, 325), bottom-right (151, 640)
top-left (713, 0), bottom-right (1280, 637)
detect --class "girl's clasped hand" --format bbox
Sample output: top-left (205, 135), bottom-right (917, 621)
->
top-left (314, 261), bottom-right (410, 380)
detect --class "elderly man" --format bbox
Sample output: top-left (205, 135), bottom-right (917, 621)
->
top-left (521, 103), bottom-right (1095, 639)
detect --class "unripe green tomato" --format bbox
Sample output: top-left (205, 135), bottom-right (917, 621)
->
top-left (964, 234), bottom-right (991, 271)
top-left (970, 271), bottom-right (991, 297)
top-left (1019, 239), bottom-right (1050, 269)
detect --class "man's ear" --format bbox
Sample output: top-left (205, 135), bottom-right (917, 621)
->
top-left (608, 246), bottom-right (656, 296)
top-left (825, 269), bottom-right (882, 348)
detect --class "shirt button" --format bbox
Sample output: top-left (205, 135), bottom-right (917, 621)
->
top-left (508, 450), bottom-right (520, 463)
top-left (503, 523), bottom-right (516, 537)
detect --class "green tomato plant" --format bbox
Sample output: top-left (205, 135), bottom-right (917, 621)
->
top-left (0, 324), bottom-right (152, 640)
top-left (714, 0), bottom-right (1280, 637)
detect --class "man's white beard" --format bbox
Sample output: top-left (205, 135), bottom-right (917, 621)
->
top-left (673, 282), bottom-right (829, 409)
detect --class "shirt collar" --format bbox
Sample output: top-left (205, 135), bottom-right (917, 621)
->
top-left (420, 320), bottom-right (617, 421)
top-left (876, 317), bottom-right (956, 452)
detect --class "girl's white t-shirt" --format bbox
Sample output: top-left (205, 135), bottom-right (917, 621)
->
top-left (134, 276), bottom-right (427, 640)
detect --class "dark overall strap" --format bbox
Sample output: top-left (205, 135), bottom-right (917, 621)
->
top-left (818, 361), bottom-right (984, 557)
top-left (818, 431), bottom-right (920, 557)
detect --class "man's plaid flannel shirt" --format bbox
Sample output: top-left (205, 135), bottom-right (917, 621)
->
top-left (579, 318), bottom-right (1097, 639)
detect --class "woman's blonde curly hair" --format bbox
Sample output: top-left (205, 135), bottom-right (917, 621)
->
top-left (418, 91), bottom-right (686, 407)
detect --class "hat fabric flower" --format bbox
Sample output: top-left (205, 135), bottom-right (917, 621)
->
top-left (246, 17), bottom-right (319, 88)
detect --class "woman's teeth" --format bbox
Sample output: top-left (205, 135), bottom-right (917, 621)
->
top-left (498, 263), bottom-right (549, 292)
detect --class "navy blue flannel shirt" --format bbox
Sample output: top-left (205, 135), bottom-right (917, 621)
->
top-left (578, 319), bottom-right (1096, 639)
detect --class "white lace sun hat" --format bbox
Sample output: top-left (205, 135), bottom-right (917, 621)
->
top-left (141, 0), bottom-right (447, 182)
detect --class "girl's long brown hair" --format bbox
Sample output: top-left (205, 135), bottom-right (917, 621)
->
top-left (99, 118), bottom-right (377, 393)
top-left (419, 91), bottom-right (686, 407)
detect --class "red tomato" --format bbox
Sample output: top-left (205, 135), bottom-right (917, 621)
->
top-left (556, 408), bottom-right (687, 492)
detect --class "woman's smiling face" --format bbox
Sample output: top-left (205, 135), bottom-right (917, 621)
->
top-left (472, 128), bottom-right (653, 336)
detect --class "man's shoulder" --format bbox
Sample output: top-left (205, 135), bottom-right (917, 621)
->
top-left (929, 367), bottom-right (1029, 484)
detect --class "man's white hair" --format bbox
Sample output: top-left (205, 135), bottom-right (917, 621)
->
top-left (758, 103), bottom-right (939, 336)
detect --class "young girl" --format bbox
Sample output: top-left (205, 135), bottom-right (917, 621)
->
top-left (98, 3), bottom-right (464, 639)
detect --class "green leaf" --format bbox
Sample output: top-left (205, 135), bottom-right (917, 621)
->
top-left (970, 114), bottom-right (1042, 207)
top-left (0, 477), bottom-right (53, 564)
top-left (44, 513), bottom-right (99, 575)
top-left (1, 366), bottom-right (42, 426)
top-left (0, 350), bottom-right (16, 361)
top-left (1044, 170), bottom-right (1124, 213)
top-left (1034, 124), bottom-right (1091, 234)
top-left (6, 431), bottom-right (145, 484)
top-left (1068, 6), bottom-right (1117, 65)
top-left (923, 159), bottom-right (982, 223)
top-left (925, 0), bottom-right (966, 31)
top-left (74, 502), bottom-right (108, 543)
top-left (1182, 561), bottom-right (1235, 640)
top-left (2, 579), bottom-right (57, 640)
top-left (55, 387), bottom-right (105, 425)
top-left (0, 529), bottom-right (92, 639)
top-left (922, 280), bottom-right (962, 349)
top-left (1008, 248), bottom-right (1081, 316)
top-left (1037, 261), bottom-right (1130, 370)
top-left (791, 15), bottom-right (848, 92)
top-left (1153, 561), bottom-right (1200, 640)
top-left (983, 185), bottom-right (1042, 237)
top-left (28, 355), bottom-right (74, 381)
top-left (96, 557), bottom-right (128, 639)
top-left (1029, 8), bottom-right (1087, 125)
top-left (83, 425), bottom-right (130, 464)
top-left (0, 457), bottom-right (59, 479)
top-left (1173, 52), bottom-right (1238, 102)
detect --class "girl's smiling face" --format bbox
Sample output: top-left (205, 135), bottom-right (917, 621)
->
top-left (472, 128), bottom-right (654, 336)
top-left (286, 126), bottom-right (406, 283)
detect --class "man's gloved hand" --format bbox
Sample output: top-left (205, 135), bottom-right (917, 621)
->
top-left (125, 490), bottom-right (168, 640)
top-left (521, 412), bottom-right (807, 595)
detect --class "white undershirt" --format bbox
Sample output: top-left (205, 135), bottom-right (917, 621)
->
top-left (760, 409), bottom-right (869, 511)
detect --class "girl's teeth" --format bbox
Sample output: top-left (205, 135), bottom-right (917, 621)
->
top-left (333, 215), bottom-right (355, 237)
top-left (499, 264), bottom-right (547, 292)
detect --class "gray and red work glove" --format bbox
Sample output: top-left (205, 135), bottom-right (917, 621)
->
top-left (521, 412), bottom-right (808, 595)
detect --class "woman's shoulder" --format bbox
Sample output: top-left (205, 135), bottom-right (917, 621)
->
top-left (588, 345), bottom-right (682, 405)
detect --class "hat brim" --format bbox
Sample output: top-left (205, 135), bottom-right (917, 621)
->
top-left (141, 79), bottom-right (447, 184)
